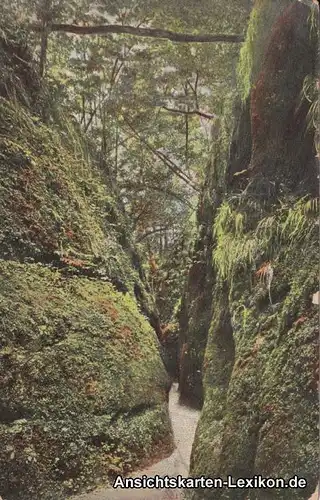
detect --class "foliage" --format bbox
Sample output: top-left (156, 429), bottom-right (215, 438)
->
top-left (0, 0), bottom-right (252, 326)
top-left (0, 96), bottom-right (146, 292)
top-left (0, 0), bottom-right (250, 283)
top-left (190, 231), bottom-right (318, 499)
top-left (145, 215), bottom-right (196, 322)
top-left (187, 3), bottom-right (319, 497)
top-left (0, 27), bottom-right (177, 499)
top-left (301, 74), bottom-right (319, 137)
top-left (213, 196), bottom-right (319, 282)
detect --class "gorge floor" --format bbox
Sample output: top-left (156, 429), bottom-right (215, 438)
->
top-left (71, 383), bottom-right (200, 500)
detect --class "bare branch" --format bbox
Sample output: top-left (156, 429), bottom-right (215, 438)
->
top-left (31, 23), bottom-right (244, 44)
top-left (186, 72), bottom-right (200, 110)
top-left (162, 105), bottom-right (217, 120)
top-left (136, 226), bottom-right (171, 242)
top-left (84, 42), bottom-right (136, 132)
top-left (122, 182), bottom-right (193, 207)
top-left (122, 118), bottom-right (200, 192)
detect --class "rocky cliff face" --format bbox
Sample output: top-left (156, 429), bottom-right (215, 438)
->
top-left (181, 1), bottom-right (319, 498)
top-left (178, 112), bottom-right (233, 408)
top-left (0, 32), bottom-right (172, 500)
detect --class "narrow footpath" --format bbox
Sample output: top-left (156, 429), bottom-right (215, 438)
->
top-left (72, 383), bottom-right (200, 500)
top-left (71, 383), bottom-right (319, 500)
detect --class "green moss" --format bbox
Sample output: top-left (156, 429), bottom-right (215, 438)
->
top-left (0, 94), bottom-right (163, 330)
top-left (0, 59), bottom-right (170, 497)
top-left (0, 260), bottom-right (172, 499)
top-left (0, 99), bottom-right (106, 259)
top-left (213, 196), bottom-right (318, 283)
top-left (0, 26), bottom-right (164, 500)
top-left (0, 99), bottom-right (142, 290)
top-left (237, 0), bottom-right (291, 101)
top-left (188, 3), bottom-right (318, 498)
top-left (189, 220), bottom-right (318, 499)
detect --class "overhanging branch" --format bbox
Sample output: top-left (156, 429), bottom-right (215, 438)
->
top-left (31, 23), bottom-right (244, 44)
top-left (121, 118), bottom-right (200, 192)
top-left (162, 106), bottom-right (217, 120)
top-left (136, 226), bottom-right (170, 242)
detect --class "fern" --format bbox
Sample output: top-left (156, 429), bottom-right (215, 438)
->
top-left (299, 74), bottom-right (318, 133)
top-left (213, 196), bottom-right (318, 281)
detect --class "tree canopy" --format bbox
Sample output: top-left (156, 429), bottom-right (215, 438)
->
top-left (1, 0), bottom-right (251, 316)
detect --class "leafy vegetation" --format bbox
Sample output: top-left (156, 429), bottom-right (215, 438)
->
top-left (0, 23), bottom-right (175, 499)
top-left (0, 0), bottom-right (319, 499)
top-left (0, 0), bottom-right (250, 303)
top-left (213, 196), bottom-right (319, 282)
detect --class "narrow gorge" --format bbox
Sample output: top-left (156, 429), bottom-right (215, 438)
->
top-left (0, 1), bottom-right (318, 500)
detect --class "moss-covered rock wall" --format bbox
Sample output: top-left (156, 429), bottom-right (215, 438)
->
top-left (185, 1), bottom-right (319, 498)
top-left (0, 32), bottom-right (172, 499)
top-left (0, 262), bottom-right (172, 499)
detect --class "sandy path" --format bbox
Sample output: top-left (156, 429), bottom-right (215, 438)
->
top-left (71, 383), bottom-right (200, 500)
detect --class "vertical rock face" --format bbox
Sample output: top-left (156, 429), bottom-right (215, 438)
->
top-left (0, 32), bottom-right (172, 500)
top-left (177, 162), bottom-right (215, 408)
top-left (185, 1), bottom-right (319, 499)
top-left (249, 1), bottom-right (318, 195)
top-left (178, 118), bottom-right (229, 408)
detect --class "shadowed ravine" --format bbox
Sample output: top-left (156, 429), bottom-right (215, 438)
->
top-left (0, 3), bottom-right (318, 498)
top-left (72, 383), bottom-right (200, 500)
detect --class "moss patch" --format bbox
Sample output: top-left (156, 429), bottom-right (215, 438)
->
top-left (0, 99), bottom-right (130, 277)
top-left (237, 0), bottom-right (291, 101)
top-left (189, 233), bottom-right (318, 499)
top-left (187, 3), bottom-right (318, 498)
top-left (0, 92), bottom-right (161, 333)
top-left (0, 260), bottom-right (172, 499)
